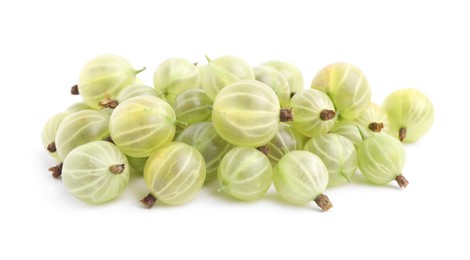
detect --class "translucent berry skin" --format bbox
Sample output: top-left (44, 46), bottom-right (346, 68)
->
top-left (173, 89), bottom-right (212, 126)
top-left (144, 142), bottom-right (206, 205)
top-left (127, 156), bottom-right (148, 176)
top-left (357, 134), bottom-right (406, 185)
top-left (78, 54), bottom-right (142, 109)
top-left (329, 121), bottom-right (363, 148)
top-left (382, 88), bottom-right (434, 143)
top-left (66, 102), bottom-right (92, 113)
top-left (261, 60), bottom-right (305, 94)
top-left (153, 57), bottom-right (201, 105)
top-left (55, 109), bottom-right (110, 161)
top-left (304, 133), bottom-right (357, 186)
top-left (311, 62), bottom-right (371, 120)
top-left (41, 111), bottom-right (71, 161)
top-left (355, 103), bottom-right (390, 134)
top-left (109, 95), bottom-right (176, 158)
top-left (62, 141), bottom-right (130, 204)
top-left (116, 83), bottom-right (158, 102)
top-left (218, 147), bottom-right (272, 201)
top-left (253, 65), bottom-right (290, 108)
top-left (273, 151), bottom-right (329, 205)
top-left (176, 122), bottom-right (233, 182)
top-left (264, 122), bottom-right (306, 166)
top-left (212, 80), bottom-right (281, 147)
top-left (290, 89), bottom-right (336, 137)
top-left (202, 55), bottom-right (255, 100)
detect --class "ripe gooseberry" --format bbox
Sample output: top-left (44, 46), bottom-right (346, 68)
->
top-left (211, 80), bottom-right (293, 147)
top-left (76, 54), bottom-right (144, 109)
top-left (304, 133), bottom-right (357, 186)
top-left (61, 141), bottom-right (130, 204)
top-left (273, 150), bottom-right (332, 211)
top-left (357, 134), bottom-right (408, 188)
top-left (109, 95), bottom-right (176, 158)
top-left (142, 142), bottom-right (206, 207)
top-left (382, 88), bottom-right (434, 143)
top-left (290, 89), bottom-right (336, 137)
top-left (201, 55), bottom-right (254, 100)
top-left (218, 147), bottom-right (272, 201)
top-left (311, 62), bottom-right (371, 120)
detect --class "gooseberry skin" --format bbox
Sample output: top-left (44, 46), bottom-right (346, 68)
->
top-left (290, 89), bottom-right (336, 137)
top-left (127, 156), bottom-right (148, 176)
top-left (173, 89), bottom-right (212, 126)
top-left (357, 134), bottom-right (407, 187)
top-left (143, 142), bottom-right (206, 205)
top-left (61, 141), bottom-right (130, 204)
top-left (329, 121), bottom-right (363, 148)
top-left (261, 60), bottom-right (305, 94)
top-left (273, 151), bottom-right (331, 210)
top-left (116, 83), bottom-right (158, 101)
top-left (311, 62), bottom-right (371, 120)
top-left (211, 80), bottom-right (281, 147)
top-left (382, 88), bottom-right (434, 143)
top-left (217, 147), bottom-right (272, 201)
top-left (355, 103), bottom-right (390, 134)
top-left (253, 65), bottom-right (290, 108)
top-left (264, 122), bottom-right (306, 166)
top-left (109, 95), bottom-right (176, 158)
top-left (201, 55), bottom-right (255, 100)
top-left (304, 133), bottom-right (357, 186)
top-left (66, 102), bottom-right (92, 113)
top-left (176, 122), bottom-right (233, 183)
top-left (78, 54), bottom-right (143, 109)
top-left (153, 57), bottom-right (201, 104)
top-left (41, 111), bottom-right (71, 161)
top-left (55, 109), bottom-right (110, 161)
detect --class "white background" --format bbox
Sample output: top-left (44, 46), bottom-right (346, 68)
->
top-left (1, 0), bottom-right (468, 259)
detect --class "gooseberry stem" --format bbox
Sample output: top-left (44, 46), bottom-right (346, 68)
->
top-left (109, 164), bottom-right (125, 174)
top-left (280, 108), bottom-right (294, 122)
top-left (141, 193), bottom-right (157, 208)
top-left (98, 98), bottom-right (119, 109)
top-left (290, 92), bottom-right (297, 98)
top-left (71, 84), bottom-right (79, 95)
top-left (399, 127), bottom-right (407, 142)
top-left (256, 146), bottom-right (270, 156)
top-left (47, 142), bottom-right (57, 153)
top-left (135, 67), bottom-right (146, 75)
top-left (368, 122), bottom-right (384, 132)
top-left (48, 162), bottom-right (63, 179)
top-left (395, 175), bottom-right (409, 189)
top-left (204, 55), bottom-right (212, 63)
top-left (314, 194), bottom-right (333, 211)
top-left (320, 109), bottom-right (336, 121)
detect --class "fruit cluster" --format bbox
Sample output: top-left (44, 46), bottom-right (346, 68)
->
top-left (42, 54), bottom-right (434, 211)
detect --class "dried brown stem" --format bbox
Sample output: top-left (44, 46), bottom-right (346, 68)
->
top-left (399, 127), bottom-right (407, 142)
top-left (47, 142), bottom-right (57, 153)
top-left (280, 108), bottom-right (294, 122)
top-left (141, 193), bottom-right (157, 208)
top-left (98, 98), bottom-right (119, 109)
top-left (314, 194), bottom-right (333, 211)
top-left (71, 84), bottom-right (79, 95)
top-left (109, 164), bottom-right (125, 174)
top-left (48, 162), bottom-right (63, 179)
top-left (256, 146), bottom-right (270, 156)
top-left (320, 109), bottom-right (336, 121)
top-left (395, 175), bottom-right (409, 189)
top-left (368, 122), bottom-right (384, 132)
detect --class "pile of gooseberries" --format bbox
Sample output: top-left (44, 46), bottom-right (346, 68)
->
top-left (42, 54), bottom-right (434, 211)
